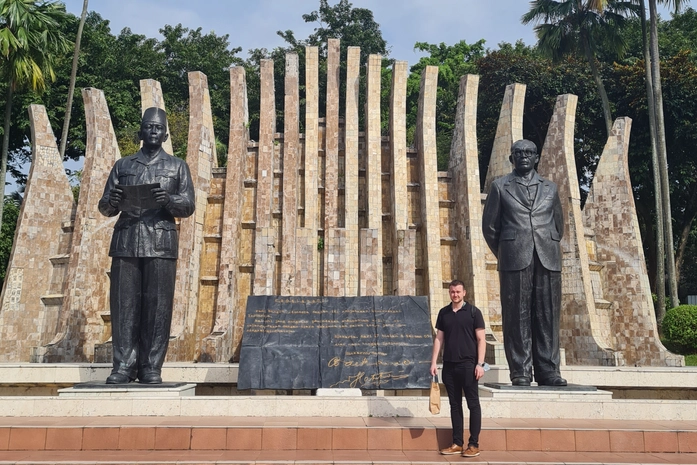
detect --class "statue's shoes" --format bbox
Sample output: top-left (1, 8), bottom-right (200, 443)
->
top-left (138, 373), bottom-right (163, 384)
top-left (106, 372), bottom-right (131, 384)
top-left (511, 377), bottom-right (531, 386)
top-left (538, 376), bottom-right (567, 386)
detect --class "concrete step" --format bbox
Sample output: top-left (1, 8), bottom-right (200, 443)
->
top-left (1, 417), bottom-right (696, 455)
top-left (1, 449), bottom-right (696, 464)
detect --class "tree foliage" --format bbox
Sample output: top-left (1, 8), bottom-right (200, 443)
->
top-left (0, 0), bottom-right (72, 235)
top-left (0, 195), bottom-right (19, 285)
top-left (406, 40), bottom-right (485, 170)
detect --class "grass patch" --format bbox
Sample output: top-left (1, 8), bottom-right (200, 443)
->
top-left (685, 354), bottom-right (697, 366)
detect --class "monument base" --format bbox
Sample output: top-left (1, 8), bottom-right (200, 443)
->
top-left (481, 383), bottom-right (611, 401)
top-left (315, 388), bottom-right (362, 396)
top-left (58, 382), bottom-right (196, 397)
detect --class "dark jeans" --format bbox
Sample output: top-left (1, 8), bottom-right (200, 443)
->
top-left (442, 361), bottom-right (481, 447)
top-left (110, 257), bottom-right (177, 379)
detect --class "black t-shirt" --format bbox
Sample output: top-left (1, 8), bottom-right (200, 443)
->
top-left (435, 302), bottom-right (485, 363)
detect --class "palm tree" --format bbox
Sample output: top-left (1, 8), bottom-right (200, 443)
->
top-left (0, 0), bottom-right (72, 230)
top-left (522, 0), bottom-right (639, 137)
top-left (645, 0), bottom-right (686, 315)
top-left (59, 0), bottom-right (88, 159)
top-left (636, 0), bottom-right (667, 324)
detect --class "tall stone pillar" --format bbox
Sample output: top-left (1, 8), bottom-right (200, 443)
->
top-left (139, 79), bottom-right (173, 155)
top-left (32, 88), bottom-right (120, 362)
top-left (583, 117), bottom-right (683, 367)
top-left (389, 60), bottom-right (415, 295)
top-left (449, 75), bottom-right (489, 313)
top-left (299, 46), bottom-right (319, 296)
top-left (170, 71), bottom-right (218, 361)
top-left (205, 66), bottom-right (248, 362)
top-left (483, 83), bottom-right (526, 193)
top-left (253, 59), bottom-right (277, 295)
top-left (416, 66), bottom-right (444, 321)
top-left (0, 105), bottom-right (76, 361)
top-left (323, 39), bottom-right (346, 296)
top-left (281, 53), bottom-right (300, 296)
top-left (360, 54), bottom-right (383, 296)
top-left (344, 46), bottom-right (360, 296)
top-left (537, 94), bottom-right (617, 366)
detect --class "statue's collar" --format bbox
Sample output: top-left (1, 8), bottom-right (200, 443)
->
top-left (133, 148), bottom-right (166, 165)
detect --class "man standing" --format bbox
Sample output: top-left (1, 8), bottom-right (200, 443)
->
top-left (430, 280), bottom-right (486, 458)
top-left (99, 107), bottom-right (195, 384)
top-left (482, 139), bottom-right (566, 387)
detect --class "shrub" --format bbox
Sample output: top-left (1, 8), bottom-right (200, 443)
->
top-left (662, 305), bottom-right (697, 354)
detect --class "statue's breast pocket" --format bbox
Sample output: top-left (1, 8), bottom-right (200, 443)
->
top-left (155, 169), bottom-right (178, 192)
top-left (117, 169), bottom-right (137, 185)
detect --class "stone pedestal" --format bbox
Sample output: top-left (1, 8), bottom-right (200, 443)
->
top-left (58, 382), bottom-right (196, 397)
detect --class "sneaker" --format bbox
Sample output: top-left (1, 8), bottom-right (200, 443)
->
top-left (439, 444), bottom-right (463, 455)
top-left (462, 445), bottom-right (480, 457)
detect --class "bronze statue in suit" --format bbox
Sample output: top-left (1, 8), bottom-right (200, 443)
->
top-left (482, 139), bottom-right (567, 386)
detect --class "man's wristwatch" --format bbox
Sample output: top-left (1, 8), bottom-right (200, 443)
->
top-left (479, 362), bottom-right (490, 371)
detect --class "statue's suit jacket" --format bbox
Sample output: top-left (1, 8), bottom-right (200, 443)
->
top-left (482, 171), bottom-right (563, 272)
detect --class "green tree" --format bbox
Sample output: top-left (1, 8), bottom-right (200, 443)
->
top-left (157, 24), bottom-right (243, 162)
top-left (476, 42), bottom-right (607, 191)
top-left (406, 40), bottom-right (485, 169)
top-left (522, 0), bottom-right (639, 137)
top-left (646, 0), bottom-right (687, 313)
top-left (59, 0), bottom-right (87, 159)
top-left (0, 195), bottom-right (19, 285)
top-left (0, 0), bottom-right (72, 235)
top-left (278, 0), bottom-right (389, 121)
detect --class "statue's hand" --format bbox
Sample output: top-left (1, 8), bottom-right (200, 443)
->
top-left (108, 186), bottom-right (124, 209)
top-left (151, 186), bottom-right (171, 207)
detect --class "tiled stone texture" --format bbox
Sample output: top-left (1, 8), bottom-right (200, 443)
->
top-left (359, 54), bottom-right (383, 296)
top-left (448, 75), bottom-right (490, 323)
top-left (582, 118), bottom-right (683, 367)
top-left (344, 46), bottom-right (360, 296)
top-left (0, 105), bottom-right (76, 362)
top-left (31, 88), bottom-right (120, 362)
top-left (0, 48), bottom-right (676, 368)
top-left (253, 60), bottom-right (277, 296)
top-left (169, 72), bottom-right (217, 362)
top-left (324, 39), bottom-right (340, 232)
top-left (323, 39), bottom-right (345, 297)
top-left (280, 53), bottom-right (300, 296)
top-left (303, 47), bottom-right (320, 296)
top-left (483, 83), bottom-right (526, 194)
top-left (537, 95), bottom-right (618, 366)
top-left (139, 79), bottom-right (174, 155)
top-left (416, 66), bottom-right (444, 322)
top-left (203, 67), bottom-right (248, 362)
top-left (389, 61), bottom-right (415, 295)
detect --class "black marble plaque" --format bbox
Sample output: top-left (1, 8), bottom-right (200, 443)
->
top-left (237, 296), bottom-right (432, 390)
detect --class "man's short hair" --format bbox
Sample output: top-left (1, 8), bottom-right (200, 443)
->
top-left (449, 279), bottom-right (465, 289)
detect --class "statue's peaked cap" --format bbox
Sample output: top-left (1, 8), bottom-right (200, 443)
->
top-left (142, 107), bottom-right (167, 124)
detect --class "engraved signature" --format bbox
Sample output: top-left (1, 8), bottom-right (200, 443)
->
top-left (330, 371), bottom-right (410, 388)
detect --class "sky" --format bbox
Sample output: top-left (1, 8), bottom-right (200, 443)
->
top-left (11, 0), bottom-right (676, 190)
top-left (61, 0), bottom-right (549, 62)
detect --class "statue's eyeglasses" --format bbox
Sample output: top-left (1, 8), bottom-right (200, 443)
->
top-left (512, 149), bottom-right (536, 159)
